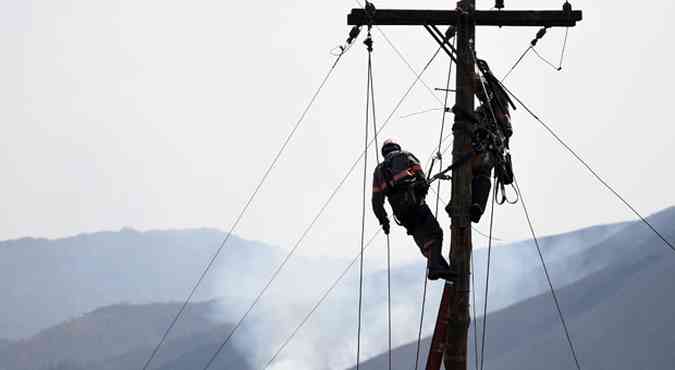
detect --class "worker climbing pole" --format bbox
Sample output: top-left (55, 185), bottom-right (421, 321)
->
top-left (348, 2), bottom-right (582, 369)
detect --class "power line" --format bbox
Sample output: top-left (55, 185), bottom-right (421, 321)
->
top-left (400, 107), bottom-right (445, 119)
top-left (261, 229), bottom-right (383, 369)
top-left (531, 46), bottom-right (561, 71)
top-left (413, 263), bottom-right (430, 370)
top-left (366, 36), bottom-right (393, 370)
top-left (354, 0), bottom-right (443, 106)
top-left (355, 36), bottom-right (373, 370)
top-left (416, 50), bottom-right (455, 370)
top-left (199, 47), bottom-right (444, 370)
top-left (139, 49), bottom-right (348, 370)
top-left (502, 46), bottom-right (531, 82)
top-left (374, 26), bottom-right (444, 106)
top-left (500, 83), bottom-right (675, 253)
top-left (427, 186), bottom-right (507, 244)
top-left (558, 25), bottom-right (571, 69)
top-left (513, 177), bottom-right (582, 370)
top-left (479, 185), bottom-right (497, 370)
top-left (503, 21), bottom-right (572, 82)
top-left (471, 253), bottom-right (479, 370)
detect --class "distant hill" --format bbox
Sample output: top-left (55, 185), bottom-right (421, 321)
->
top-left (0, 228), bottom-right (284, 339)
top-left (2, 208), bottom-right (673, 370)
top-left (92, 321), bottom-right (251, 370)
top-left (351, 207), bottom-right (675, 370)
top-left (0, 300), bottom-right (253, 370)
top-left (0, 339), bottom-right (11, 351)
top-left (0, 301), bottom-right (225, 370)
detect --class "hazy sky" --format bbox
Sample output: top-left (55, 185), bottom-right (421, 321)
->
top-left (2, 0), bottom-right (674, 264)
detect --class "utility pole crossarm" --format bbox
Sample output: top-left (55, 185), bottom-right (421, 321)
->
top-left (348, 9), bottom-right (582, 27)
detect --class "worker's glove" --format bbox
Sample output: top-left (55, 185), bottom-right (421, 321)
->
top-left (382, 220), bottom-right (391, 235)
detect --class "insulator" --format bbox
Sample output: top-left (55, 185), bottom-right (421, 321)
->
top-left (365, 1), bottom-right (376, 16)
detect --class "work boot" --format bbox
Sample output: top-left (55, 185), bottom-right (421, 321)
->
top-left (428, 265), bottom-right (458, 281)
top-left (470, 203), bottom-right (484, 224)
top-left (426, 242), bottom-right (458, 281)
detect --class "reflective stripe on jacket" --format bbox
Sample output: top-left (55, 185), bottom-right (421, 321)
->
top-left (371, 150), bottom-right (426, 226)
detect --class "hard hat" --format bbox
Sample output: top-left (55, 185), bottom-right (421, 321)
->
top-left (381, 138), bottom-right (401, 157)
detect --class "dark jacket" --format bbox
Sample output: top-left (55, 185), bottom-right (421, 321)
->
top-left (371, 150), bottom-right (428, 226)
top-left (475, 103), bottom-right (512, 141)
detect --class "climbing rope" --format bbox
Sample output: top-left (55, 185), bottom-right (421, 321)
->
top-left (415, 41), bottom-right (455, 370)
top-left (366, 30), bottom-right (393, 370)
top-left (139, 44), bottom-right (350, 370)
top-left (355, 23), bottom-right (374, 370)
top-left (356, 22), bottom-right (392, 370)
top-left (513, 176), bottom-right (583, 370)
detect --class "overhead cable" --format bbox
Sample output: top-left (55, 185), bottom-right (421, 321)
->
top-left (416, 47), bottom-right (455, 370)
top-left (367, 43), bottom-right (394, 370)
top-left (262, 229), bottom-right (382, 369)
top-left (200, 47), bottom-right (444, 370)
top-left (479, 186), bottom-right (497, 370)
top-left (501, 83), bottom-right (675, 253)
top-left (514, 178), bottom-right (583, 370)
top-left (502, 19), bottom-right (572, 82)
top-left (139, 48), bottom-right (348, 370)
top-left (355, 30), bottom-right (374, 370)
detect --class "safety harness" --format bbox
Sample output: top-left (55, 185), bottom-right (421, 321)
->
top-left (428, 59), bottom-right (519, 205)
top-left (381, 151), bottom-right (430, 225)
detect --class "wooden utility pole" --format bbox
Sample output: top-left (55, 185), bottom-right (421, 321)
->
top-left (348, 3), bottom-right (581, 370)
top-left (442, 1), bottom-right (475, 369)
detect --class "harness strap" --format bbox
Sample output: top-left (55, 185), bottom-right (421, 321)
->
top-left (428, 150), bottom-right (477, 184)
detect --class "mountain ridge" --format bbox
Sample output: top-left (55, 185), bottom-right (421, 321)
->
top-left (350, 207), bottom-right (675, 370)
top-left (0, 300), bottom-right (250, 370)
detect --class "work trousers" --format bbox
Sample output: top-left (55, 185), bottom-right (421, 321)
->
top-left (472, 152), bottom-right (494, 221)
top-left (396, 203), bottom-right (445, 263)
